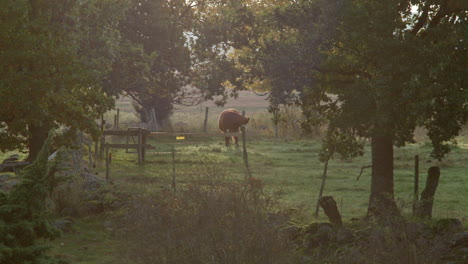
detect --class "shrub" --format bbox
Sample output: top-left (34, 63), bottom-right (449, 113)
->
top-left (0, 132), bottom-right (61, 264)
top-left (294, 216), bottom-right (459, 264)
top-left (118, 164), bottom-right (296, 264)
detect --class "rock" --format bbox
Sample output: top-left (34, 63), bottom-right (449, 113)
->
top-left (433, 218), bottom-right (463, 233)
top-left (336, 228), bottom-right (354, 244)
top-left (103, 220), bottom-right (113, 231)
top-left (0, 174), bottom-right (10, 182)
top-left (60, 207), bottom-right (79, 217)
top-left (302, 222), bottom-right (336, 251)
top-left (51, 219), bottom-right (74, 233)
top-left (450, 232), bottom-right (468, 248)
top-left (48, 150), bottom-right (59, 161)
top-left (278, 225), bottom-right (302, 241)
top-left (302, 233), bottom-right (319, 250)
top-left (405, 221), bottom-right (428, 241)
top-left (109, 200), bottom-right (124, 210)
top-left (0, 180), bottom-right (18, 192)
top-left (2, 155), bottom-right (19, 164)
top-left (80, 201), bottom-right (103, 214)
top-left (369, 228), bottom-right (386, 245)
top-left (81, 172), bottom-right (104, 193)
top-left (316, 222), bottom-right (336, 243)
top-left (442, 232), bottom-right (468, 263)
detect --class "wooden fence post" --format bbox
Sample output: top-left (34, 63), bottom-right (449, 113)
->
top-left (94, 140), bottom-right (98, 162)
top-left (203, 107), bottom-right (209, 133)
top-left (105, 145), bottom-right (110, 180)
top-left (137, 128), bottom-right (142, 164)
top-left (116, 109), bottom-right (120, 130)
top-left (172, 145), bottom-right (176, 192)
top-left (142, 131), bottom-right (147, 162)
top-left (99, 116), bottom-right (105, 159)
top-left (88, 141), bottom-right (93, 168)
top-left (315, 158), bottom-right (329, 217)
top-left (412, 155), bottom-right (419, 217)
top-left (126, 128), bottom-right (130, 153)
top-left (241, 125), bottom-right (251, 178)
top-left (416, 166), bottom-right (440, 218)
top-left (273, 108), bottom-right (279, 138)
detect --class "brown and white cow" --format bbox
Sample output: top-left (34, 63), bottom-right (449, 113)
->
top-left (218, 108), bottom-right (250, 147)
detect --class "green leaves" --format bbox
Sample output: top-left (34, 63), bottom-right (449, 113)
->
top-left (198, 0), bottom-right (466, 162)
top-left (0, 131), bottom-right (61, 264)
top-left (0, 0), bottom-right (126, 155)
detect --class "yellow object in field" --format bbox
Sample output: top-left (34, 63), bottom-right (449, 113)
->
top-left (176, 136), bottom-right (185, 140)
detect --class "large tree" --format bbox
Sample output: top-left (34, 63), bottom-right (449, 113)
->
top-left (0, 0), bottom-right (127, 160)
top-left (199, 0), bottom-right (467, 216)
top-left (110, 0), bottom-right (205, 127)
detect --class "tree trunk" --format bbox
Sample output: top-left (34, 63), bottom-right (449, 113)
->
top-left (319, 196), bottom-right (342, 226)
top-left (416, 166), bottom-right (440, 218)
top-left (27, 124), bottom-right (50, 162)
top-left (368, 134), bottom-right (399, 217)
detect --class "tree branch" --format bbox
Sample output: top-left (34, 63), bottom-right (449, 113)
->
top-left (356, 165), bottom-right (372, 181)
top-left (314, 67), bottom-right (372, 80)
top-left (411, 3), bottom-right (430, 35)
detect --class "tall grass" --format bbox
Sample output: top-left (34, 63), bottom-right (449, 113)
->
top-left (117, 163), bottom-right (297, 264)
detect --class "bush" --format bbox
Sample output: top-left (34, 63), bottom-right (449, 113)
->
top-left (0, 132), bottom-right (61, 264)
top-left (118, 164), bottom-right (296, 264)
top-left (293, 216), bottom-right (460, 264)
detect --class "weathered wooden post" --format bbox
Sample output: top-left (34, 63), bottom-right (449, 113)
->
top-left (125, 129), bottom-right (130, 153)
top-left (412, 155), bottom-right (419, 217)
top-left (203, 107), bottom-right (209, 133)
top-left (142, 130), bottom-right (147, 162)
top-left (319, 196), bottom-right (343, 226)
top-left (94, 140), bottom-right (98, 161)
top-left (137, 128), bottom-right (142, 164)
top-left (241, 125), bottom-right (251, 178)
top-left (88, 144), bottom-right (93, 168)
top-left (273, 108), bottom-right (279, 138)
top-left (99, 115), bottom-right (105, 158)
top-left (315, 158), bottom-right (329, 217)
top-left (105, 145), bottom-right (110, 180)
top-left (241, 110), bottom-right (251, 177)
top-left (416, 166), bottom-right (440, 218)
top-left (172, 145), bottom-right (176, 192)
top-left (116, 108), bottom-right (120, 130)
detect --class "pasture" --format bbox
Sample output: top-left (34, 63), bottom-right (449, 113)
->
top-left (93, 135), bottom-right (468, 221)
top-left (1, 92), bottom-right (466, 264)
top-left (100, 91), bottom-right (467, 221)
top-left (43, 135), bottom-right (467, 263)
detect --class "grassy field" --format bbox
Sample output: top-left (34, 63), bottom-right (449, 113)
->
top-left (100, 92), bottom-right (467, 221)
top-left (42, 135), bottom-right (467, 263)
top-left (96, 135), bottom-right (468, 221)
top-left (1, 92), bottom-right (467, 263)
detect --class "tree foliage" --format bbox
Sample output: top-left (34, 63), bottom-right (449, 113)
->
top-left (198, 0), bottom-right (467, 215)
top-left (0, 131), bottom-right (60, 264)
top-left (109, 0), bottom-right (207, 125)
top-left (0, 0), bottom-right (127, 159)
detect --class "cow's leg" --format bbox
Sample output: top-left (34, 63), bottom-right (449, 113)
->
top-left (234, 136), bottom-right (239, 147)
top-left (225, 136), bottom-right (230, 146)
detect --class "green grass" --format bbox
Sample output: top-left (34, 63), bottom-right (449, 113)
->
top-left (3, 136), bottom-right (467, 263)
top-left (93, 135), bottom-right (467, 222)
top-left (47, 217), bottom-right (121, 264)
top-left (2, 92), bottom-right (466, 263)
